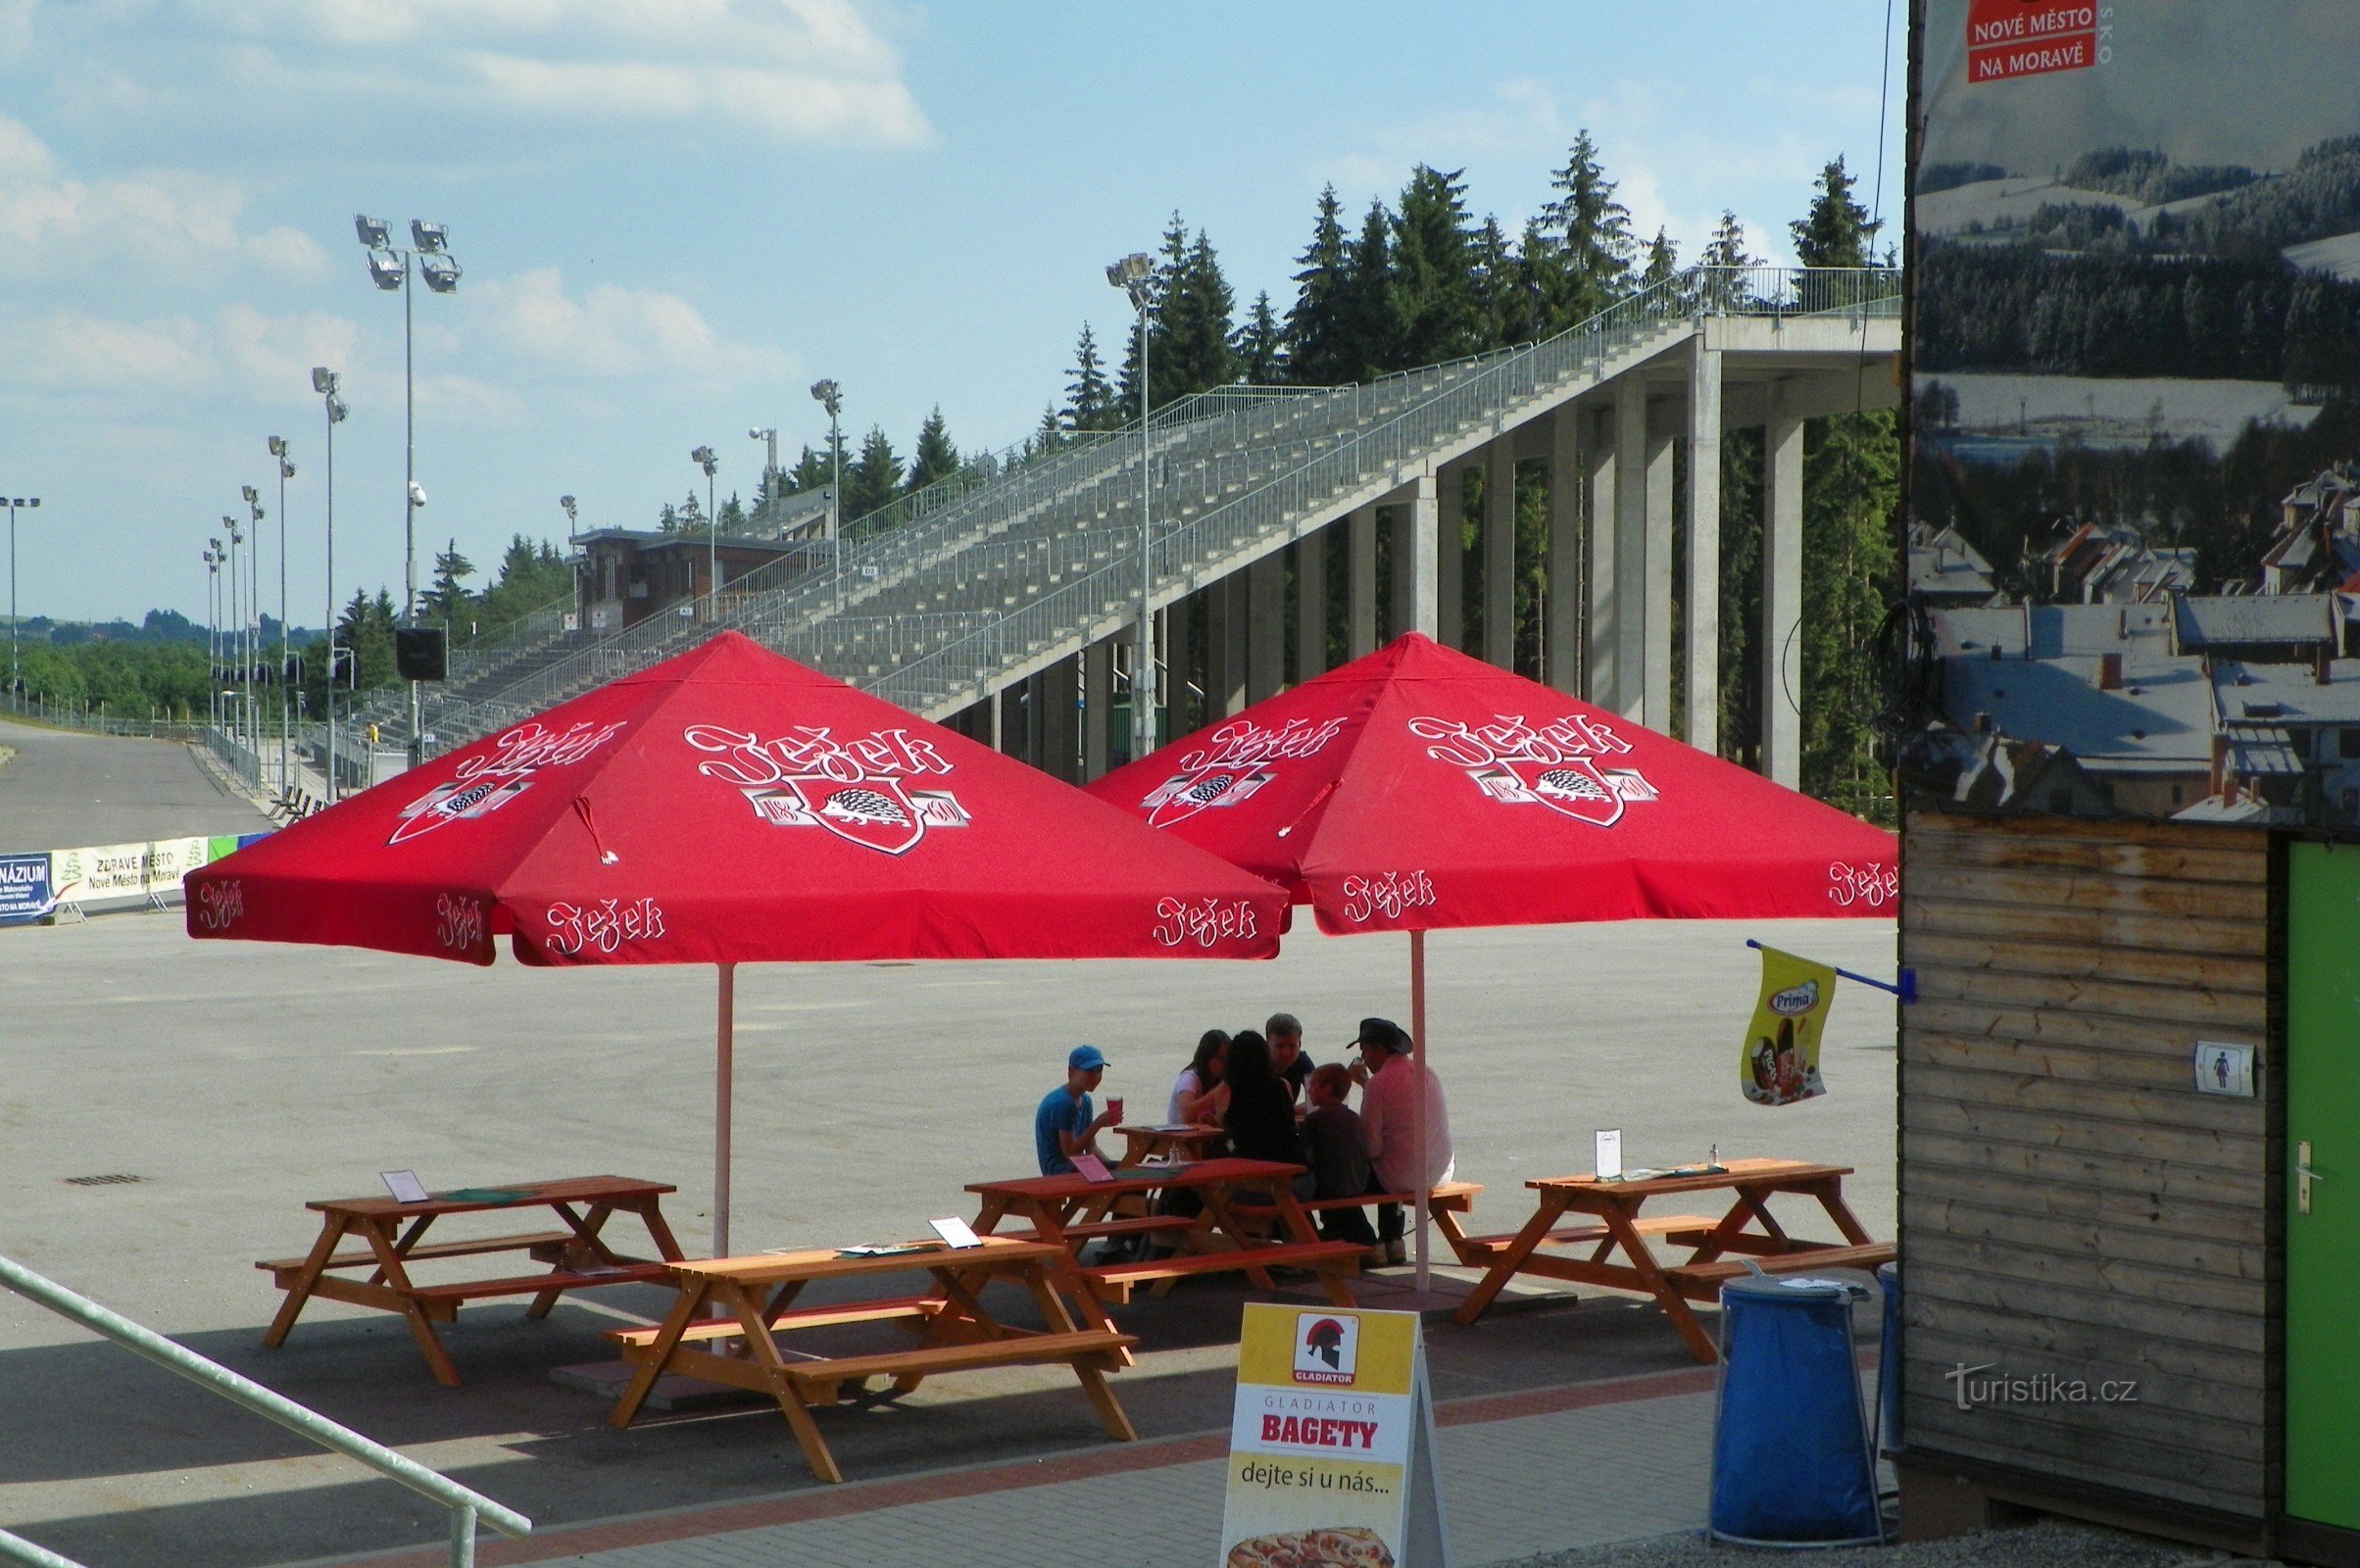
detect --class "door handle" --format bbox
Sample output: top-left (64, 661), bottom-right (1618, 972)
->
top-left (2298, 1141), bottom-right (2325, 1214)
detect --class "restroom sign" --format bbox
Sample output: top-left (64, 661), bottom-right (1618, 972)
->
top-left (2193, 1041), bottom-right (2256, 1099)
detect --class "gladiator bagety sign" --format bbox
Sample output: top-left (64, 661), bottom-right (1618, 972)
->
top-left (1220, 1304), bottom-right (1449, 1568)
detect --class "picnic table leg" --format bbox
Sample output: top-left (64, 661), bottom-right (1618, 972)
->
top-left (724, 1282), bottom-right (843, 1484)
top-left (529, 1201), bottom-right (624, 1319)
top-left (1599, 1206), bottom-right (1719, 1365)
top-left (1010, 1261), bottom-right (1137, 1441)
top-left (358, 1219), bottom-right (464, 1388)
top-left (263, 1213), bottom-right (352, 1348)
top-left (1452, 1196), bottom-right (1568, 1327)
top-left (610, 1277), bottom-right (710, 1428)
top-left (1269, 1183), bottom-right (1356, 1308)
top-left (1808, 1179), bottom-right (1876, 1247)
top-left (1688, 1189), bottom-right (1791, 1265)
top-left (1430, 1204), bottom-right (1481, 1268)
top-left (1196, 1186), bottom-right (1275, 1291)
top-left (369, 1214), bottom-right (436, 1287)
top-left (627, 1197), bottom-right (689, 1261)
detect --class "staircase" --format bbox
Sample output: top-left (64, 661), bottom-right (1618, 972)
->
top-left (407, 265), bottom-right (1898, 743)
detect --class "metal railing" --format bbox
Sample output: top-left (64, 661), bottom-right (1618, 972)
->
top-left (0, 691), bottom-right (206, 741)
top-left (0, 1252), bottom-right (528, 1568)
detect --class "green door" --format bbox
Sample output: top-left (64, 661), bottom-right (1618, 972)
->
top-left (2286, 842), bottom-right (2360, 1529)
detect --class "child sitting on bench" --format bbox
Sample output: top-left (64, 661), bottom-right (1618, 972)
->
top-left (1301, 1064), bottom-right (1378, 1249)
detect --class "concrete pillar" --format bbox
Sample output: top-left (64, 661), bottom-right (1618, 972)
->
top-left (1547, 404), bottom-right (1583, 693)
top-left (1083, 639), bottom-right (1112, 778)
top-left (1484, 434), bottom-right (1516, 668)
top-left (1295, 527), bottom-right (1327, 682)
top-left (1436, 464), bottom-right (1463, 651)
top-left (1405, 473), bottom-right (1439, 638)
top-left (1763, 389), bottom-right (1805, 789)
top-left (1644, 417), bottom-right (1675, 730)
top-left (1348, 505), bottom-right (1379, 658)
top-left (1612, 380), bottom-right (1647, 720)
top-left (1684, 343), bottom-right (1722, 755)
top-left (1248, 552), bottom-right (1286, 704)
top-left (1042, 655), bottom-right (1079, 780)
top-left (991, 683), bottom-right (1007, 753)
top-left (1586, 404), bottom-right (1617, 708)
top-left (1165, 593), bottom-right (1194, 741)
top-left (1209, 574), bottom-right (1249, 716)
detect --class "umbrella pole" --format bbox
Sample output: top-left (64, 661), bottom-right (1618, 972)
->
top-left (715, 962), bottom-right (736, 1258)
top-left (1410, 929), bottom-right (1430, 1293)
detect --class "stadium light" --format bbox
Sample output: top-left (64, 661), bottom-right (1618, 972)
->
top-left (1108, 252), bottom-right (1158, 759)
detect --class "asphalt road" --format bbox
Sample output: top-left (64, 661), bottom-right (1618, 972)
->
top-left (0, 715), bottom-right (271, 850)
top-left (0, 905), bottom-right (1898, 1567)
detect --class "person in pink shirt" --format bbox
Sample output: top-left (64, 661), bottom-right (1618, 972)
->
top-left (1346, 1017), bottom-right (1453, 1265)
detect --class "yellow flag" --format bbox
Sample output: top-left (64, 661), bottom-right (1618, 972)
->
top-left (1741, 946), bottom-right (1839, 1106)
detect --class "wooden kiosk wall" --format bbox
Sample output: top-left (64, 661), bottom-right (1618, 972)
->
top-left (1896, 809), bottom-right (2286, 1550)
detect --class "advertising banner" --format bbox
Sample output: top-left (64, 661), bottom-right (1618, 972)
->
top-left (1741, 946), bottom-right (1839, 1106)
top-left (47, 836), bottom-right (219, 906)
top-left (1220, 1304), bottom-right (1448, 1568)
top-left (0, 852), bottom-right (54, 925)
top-left (1907, 0), bottom-right (2360, 829)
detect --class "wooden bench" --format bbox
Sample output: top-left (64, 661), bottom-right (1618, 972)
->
top-left (1008, 1215), bottom-right (1201, 1246)
top-left (1081, 1239), bottom-right (1366, 1304)
top-left (607, 1294), bottom-right (950, 1350)
top-left (1661, 1243), bottom-right (1896, 1300)
top-left (778, 1329), bottom-right (1136, 1405)
top-left (256, 1230), bottom-right (578, 1280)
top-left (1450, 1212), bottom-right (1721, 1262)
top-left (407, 1262), bottom-right (673, 1318)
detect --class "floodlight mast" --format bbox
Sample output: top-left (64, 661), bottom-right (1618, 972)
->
top-left (268, 436), bottom-right (295, 797)
top-left (691, 447), bottom-right (719, 617)
top-left (352, 215), bottom-right (459, 766)
top-left (314, 367), bottom-right (346, 801)
top-left (6, 495), bottom-right (41, 703)
top-left (810, 380), bottom-right (843, 602)
top-left (1107, 251), bottom-right (1157, 761)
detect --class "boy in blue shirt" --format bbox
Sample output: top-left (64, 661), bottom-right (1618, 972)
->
top-left (1035, 1044), bottom-right (1119, 1176)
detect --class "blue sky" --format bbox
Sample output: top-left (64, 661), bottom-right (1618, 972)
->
top-left (0, 0), bottom-right (1905, 627)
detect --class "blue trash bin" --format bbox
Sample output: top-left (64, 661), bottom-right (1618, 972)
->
top-left (1875, 1261), bottom-right (1901, 1456)
top-left (1707, 1272), bottom-right (1883, 1547)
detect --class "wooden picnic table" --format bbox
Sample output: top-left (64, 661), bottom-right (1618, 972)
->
top-left (258, 1174), bottom-right (684, 1387)
top-left (1112, 1122), bottom-right (1224, 1166)
top-left (1448, 1157), bottom-right (1893, 1361)
top-left (967, 1157), bottom-right (1365, 1310)
top-left (606, 1236), bottom-right (1137, 1483)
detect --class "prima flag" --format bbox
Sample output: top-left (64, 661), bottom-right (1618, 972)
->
top-left (1742, 946), bottom-right (1838, 1107)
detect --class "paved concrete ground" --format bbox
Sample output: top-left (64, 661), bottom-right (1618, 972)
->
top-left (0, 715), bottom-right (271, 848)
top-left (1, 825), bottom-right (1896, 1566)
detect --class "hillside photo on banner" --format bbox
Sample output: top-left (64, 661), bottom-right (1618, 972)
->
top-left (1742, 947), bottom-right (1839, 1106)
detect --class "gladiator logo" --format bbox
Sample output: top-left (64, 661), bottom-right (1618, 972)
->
top-left (389, 719), bottom-right (629, 847)
top-left (1152, 897), bottom-right (1261, 950)
top-left (1408, 712), bottom-right (1656, 828)
top-left (1339, 870), bottom-right (1437, 924)
top-left (434, 893), bottom-right (486, 954)
top-left (684, 723), bottom-right (968, 857)
top-left (194, 879), bottom-right (244, 931)
top-left (546, 897), bottom-right (667, 956)
top-left (1139, 716), bottom-right (1345, 827)
top-left (1828, 861), bottom-right (1898, 909)
top-left (1292, 1312), bottom-right (1359, 1385)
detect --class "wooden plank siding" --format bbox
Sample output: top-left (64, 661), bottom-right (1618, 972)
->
top-left (1900, 810), bottom-right (2276, 1521)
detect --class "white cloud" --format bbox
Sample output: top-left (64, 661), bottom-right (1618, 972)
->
top-left (0, 115), bottom-right (331, 283)
top-left (0, 312), bottom-right (216, 389)
top-left (152, 0), bottom-right (933, 147)
top-left (466, 267), bottom-right (793, 383)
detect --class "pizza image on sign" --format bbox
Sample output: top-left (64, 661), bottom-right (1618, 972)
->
top-left (1227, 1526), bottom-right (1397, 1568)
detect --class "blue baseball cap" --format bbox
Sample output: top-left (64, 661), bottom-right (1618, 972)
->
top-left (1068, 1045), bottom-right (1108, 1072)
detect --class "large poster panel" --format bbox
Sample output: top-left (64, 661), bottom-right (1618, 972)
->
top-left (1906, 2), bottom-right (2360, 826)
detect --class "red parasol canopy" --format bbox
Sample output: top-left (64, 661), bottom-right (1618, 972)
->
top-left (1088, 632), bottom-right (1896, 1286)
top-left (187, 631), bottom-right (1287, 1251)
top-left (1088, 632), bottom-right (1897, 932)
top-left (188, 631), bottom-right (1286, 966)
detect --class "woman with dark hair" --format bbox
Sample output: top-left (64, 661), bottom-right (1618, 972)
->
top-left (1169, 1028), bottom-right (1231, 1125)
top-left (1222, 1029), bottom-right (1315, 1200)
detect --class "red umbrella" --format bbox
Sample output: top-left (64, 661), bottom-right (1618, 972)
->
top-left (188, 631), bottom-right (1288, 1250)
top-left (1088, 632), bottom-right (1897, 1280)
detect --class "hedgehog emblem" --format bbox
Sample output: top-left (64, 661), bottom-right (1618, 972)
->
top-left (1183, 772), bottom-right (1239, 805)
top-left (1535, 767), bottom-right (1610, 801)
top-left (820, 788), bottom-right (912, 827)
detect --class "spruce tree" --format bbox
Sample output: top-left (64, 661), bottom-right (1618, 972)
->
top-left (1064, 324), bottom-right (1117, 431)
top-left (1790, 157), bottom-right (1882, 268)
top-left (1536, 130), bottom-right (1635, 328)
top-left (1117, 213), bottom-right (1189, 413)
top-left (909, 407), bottom-right (959, 492)
top-left (1642, 227), bottom-right (1678, 286)
top-left (1283, 185), bottom-right (1353, 386)
top-left (1235, 291), bottom-right (1284, 383)
top-left (717, 493), bottom-right (747, 532)
top-left (1700, 210), bottom-right (1756, 268)
top-left (787, 444), bottom-right (831, 494)
top-left (423, 538), bottom-right (475, 625)
top-left (1471, 217), bottom-right (1532, 349)
top-left (1392, 165), bottom-right (1484, 367)
top-left (1337, 197), bottom-right (1401, 378)
top-left (1158, 228), bottom-right (1239, 400)
top-left (845, 425), bottom-right (904, 520)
